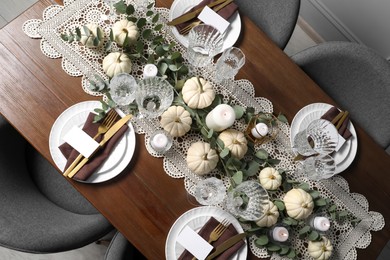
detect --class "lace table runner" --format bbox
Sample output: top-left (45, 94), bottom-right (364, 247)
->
top-left (23, 0), bottom-right (384, 259)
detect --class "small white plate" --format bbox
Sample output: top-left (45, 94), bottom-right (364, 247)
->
top-left (290, 103), bottom-right (358, 174)
top-left (165, 206), bottom-right (247, 260)
top-left (49, 101), bottom-right (136, 183)
top-left (168, 0), bottom-right (241, 51)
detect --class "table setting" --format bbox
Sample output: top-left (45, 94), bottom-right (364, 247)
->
top-left (22, 0), bottom-right (385, 259)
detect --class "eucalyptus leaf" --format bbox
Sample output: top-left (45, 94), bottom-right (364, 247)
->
top-left (158, 62), bottom-right (168, 75)
top-left (328, 204), bottom-right (337, 212)
top-left (287, 249), bottom-right (296, 258)
top-left (168, 64), bottom-right (179, 72)
top-left (75, 27), bottom-right (81, 38)
top-left (142, 29), bottom-right (152, 39)
top-left (297, 182), bottom-right (310, 191)
top-left (273, 200), bottom-right (285, 211)
top-left (255, 235), bottom-right (269, 246)
top-left (279, 246), bottom-right (290, 255)
top-left (93, 37), bottom-right (100, 47)
top-left (127, 16), bottom-right (137, 22)
top-left (232, 171), bottom-right (243, 185)
top-left (146, 10), bottom-right (154, 16)
top-left (315, 198), bottom-right (327, 207)
top-left (267, 245), bottom-right (281, 252)
top-left (152, 13), bottom-right (160, 23)
top-left (246, 161), bottom-right (260, 176)
top-left (255, 149), bottom-right (268, 160)
top-left (136, 41), bottom-right (144, 54)
top-left (309, 190), bottom-right (320, 199)
top-left (233, 105), bottom-right (245, 119)
top-left (219, 148), bottom-right (230, 158)
top-left (137, 18), bottom-right (147, 28)
top-left (114, 0), bottom-right (127, 14)
top-left (171, 51), bottom-right (181, 60)
top-left (60, 34), bottom-right (68, 41)
top-left (126, 4), bottom-right (135, 15)
top-left (207, 128), bottom-right (214, 139)
top-left (308, 230), bottom-right (320, 241)
top-left (299, 225), bottom-right (311, 235)
top-left (277, 113), bottom-right (288, 123)
top-left (268, 158), bottom-right (281, 165)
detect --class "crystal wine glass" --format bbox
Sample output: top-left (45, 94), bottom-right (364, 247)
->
top-left (293, 119), bottom-right (339, 156)
top-left (194, 177), bottom-right (226, 206)
top-left (302, 154), bottom-right (336, 180)
top-left (214, 47), bottom-right (245, 83)
top-left (226, 180), bottom-right (269, 221)
top-left (135, 76), bottom-right (174, 118)
top-left (109, 73), bottom-right (138, 106)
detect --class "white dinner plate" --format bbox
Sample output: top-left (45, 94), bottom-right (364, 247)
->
top-left (165, 206), bottom-right (247, 260)
top-left (49, 101), bottom-right (136, 183)
top-left (168, 0), bottom-right (241, 51)
top-left (290, 103), bottom-right (358, 174)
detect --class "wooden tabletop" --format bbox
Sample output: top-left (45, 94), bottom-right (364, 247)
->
top-left (0, 0), bottom-right (388, 259)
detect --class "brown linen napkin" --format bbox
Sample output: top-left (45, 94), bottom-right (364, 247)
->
top-left (321, 107), bottom-right (352, 140)
top-left (174, 0), bottom-right (238, 32)
top-left (59, 112), bottom-right (129, 181)
top-left (178, 217), bottom-right (245, 260)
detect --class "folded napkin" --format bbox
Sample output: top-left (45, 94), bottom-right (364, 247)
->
top-left (59, 112), bottom-right (128, 181)
top-left (321, 107), bottom-right (352, 140)
top-left (178, 217), bottom-right (245, 260)
top-left (175, 0), bottom-right (238, 33)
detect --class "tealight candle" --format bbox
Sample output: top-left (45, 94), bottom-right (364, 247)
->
top-left (251, 122), bottom-right (269, 138)
top-left (205, 104), bottom-right (235, 132)
top-left (272, 226), bottom-right (289, 242)
top-left (313, 216), bottom-right (331, 232)
top-left (150, 131), bottom-right (172, 153)
top-left (143, 64), bottom-right (158, 78)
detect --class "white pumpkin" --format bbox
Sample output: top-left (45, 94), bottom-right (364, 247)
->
top-left (259, 167), bottom-right (282, 190)
top-left (102, 52), bottom-right (132, 78)
top-left (112, 20), bottom-right (139, 46)
top-left (255, 201), bottom-right (279, 227)
top-left (186, 142), bottom-right (219, 175)
top-left (80, 23), bottom-right (104, 48)
top-left (218, 129), bottom-right (248, 159)
top-left (182, 77), bottom-right (215, 109)
top-left (160, 106), bottom-right (192, 137)
top-left (283, 188), bottom-right (314, 220)
top-left (308, 237), bottom-right (333, 260)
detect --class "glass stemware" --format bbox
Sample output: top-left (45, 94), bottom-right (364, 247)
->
top-left (187, 24), bottom-right (224, 68)
top-left (135, 76), bottom-right (174, 118)
top-left (302, 154), bottom-right (336, 180)
top-left (109, 73), bottom-right (138, 106)
top-left (194, 177), bottom-right (226, 206)
top-left (226, 181), bottom-right (269, 221)
top-left (214, 47), bottom-right (245, 83)
top-left (293, 119), bottom-right (339, 156)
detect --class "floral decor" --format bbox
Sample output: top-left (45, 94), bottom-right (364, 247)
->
top-left (60, 1), bottom-right (360, 258)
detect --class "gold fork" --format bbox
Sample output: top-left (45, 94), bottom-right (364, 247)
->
top-left (191, 219), bottom-right (230, 260)
top-left (179, 0), bottom-right (233, 35)
top-left (63, 109), bottom-right (118, 177)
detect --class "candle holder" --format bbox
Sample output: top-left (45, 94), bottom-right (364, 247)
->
top-left (149, 130), bottom-right (173, 154)
top-left (268, 223), bottom-right (291, 245)
top-left (307, 213), bottom-right (331, 234)
top-left (245, 113), bottom-right (280, 145)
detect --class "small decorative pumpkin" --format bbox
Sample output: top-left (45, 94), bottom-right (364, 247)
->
top-left (218, 129), bottom-right (248, 159)
top-left (182, 77), bottom-right (215, 109)
top-left (80, 23), bottom-right (104, 48)
top-left (283, 188), bottom-right (314, 220)
top-left (308, 236), bottom-right (333, 260)
top-left (160, 106), bottom-right (192, 137)
top-left (186, 142), bottom-right (218, 175)
top-left (255, 200), bottom-right (279, 227)
top-left (259, 167), bottom-right (282, 190)
top-left (102, 52), bottom-right (132, 78)
top-left (112, 20), bottom-right (139, 46)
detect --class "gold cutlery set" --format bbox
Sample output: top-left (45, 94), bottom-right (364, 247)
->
top-left (63, 111), bottom-right (132, 178)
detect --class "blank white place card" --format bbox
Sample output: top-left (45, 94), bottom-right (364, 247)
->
top-left (176, 226), bottom-right (213, 260)
top-left (63, 126), bottom-right (99, 158)
top-left (198, 6), bottom-right (230, 33)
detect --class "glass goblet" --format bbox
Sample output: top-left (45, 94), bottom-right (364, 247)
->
top-left (109, 73), bottom-right (138, 106)
top-left (293, 119), bottom-right (339, 156)
top-left (187, 24), bottom-right (224, 68)
top-left (226, 180), bottom-right (269, 221)
top-left (194, 177), bottom-right (226, 206)
top-left (303, 154), bottom-right (336, 180)
top-left (135, 76), bottom-right (174, 118)
top-left (214, 47), bottom-right (245, 83)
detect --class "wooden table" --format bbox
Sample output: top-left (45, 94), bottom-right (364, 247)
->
top-left (0, 0), bottom-right (389, 259)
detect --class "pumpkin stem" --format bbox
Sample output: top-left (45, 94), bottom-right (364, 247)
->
top-left (201, 154), bottom-right (208, 160)
top-left (196, 77), bottom-right (204, 93)
top-left (174, 116), bottom-right (181, 123)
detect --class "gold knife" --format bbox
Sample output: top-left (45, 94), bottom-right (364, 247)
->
top-left (167, 0), bottom-right (228, 26)
top-left (206, 232), bottom-right (246, 260)
top-left (66, 114), bottom-right (132, 178)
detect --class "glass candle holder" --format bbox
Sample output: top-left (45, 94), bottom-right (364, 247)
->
top-left (308, 214), bottom-right (331, 233)
top-left (215, 47), bottom-right (245, 83)
top-left (194, 177), bottom-right (226, 206)
top-left (109, 73), bottom-right (138, 106)
top-left (245, 113), bottom-right (280, 145)
top-left (268, 224), bottom-right (291, 245)
top-left (150, 130), bottom-right (172, 153)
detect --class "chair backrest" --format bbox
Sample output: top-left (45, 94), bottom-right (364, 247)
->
top-left (292, 41), bottom-right (390, 152)
top-left (235, 0), bottom-right (301, 49)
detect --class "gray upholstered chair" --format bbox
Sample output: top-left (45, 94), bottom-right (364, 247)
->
top-left (235, 0), bottom-right (301, 49)
top-left (291, 41), bottom-right (390, 153)
top-left (104, 232), bottom-right (134, 260)
top-left (0, 115), bottom-right (113, 253)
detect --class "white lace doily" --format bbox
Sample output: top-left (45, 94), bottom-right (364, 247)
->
top-left (23, 1), bottom-right (385, 259)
